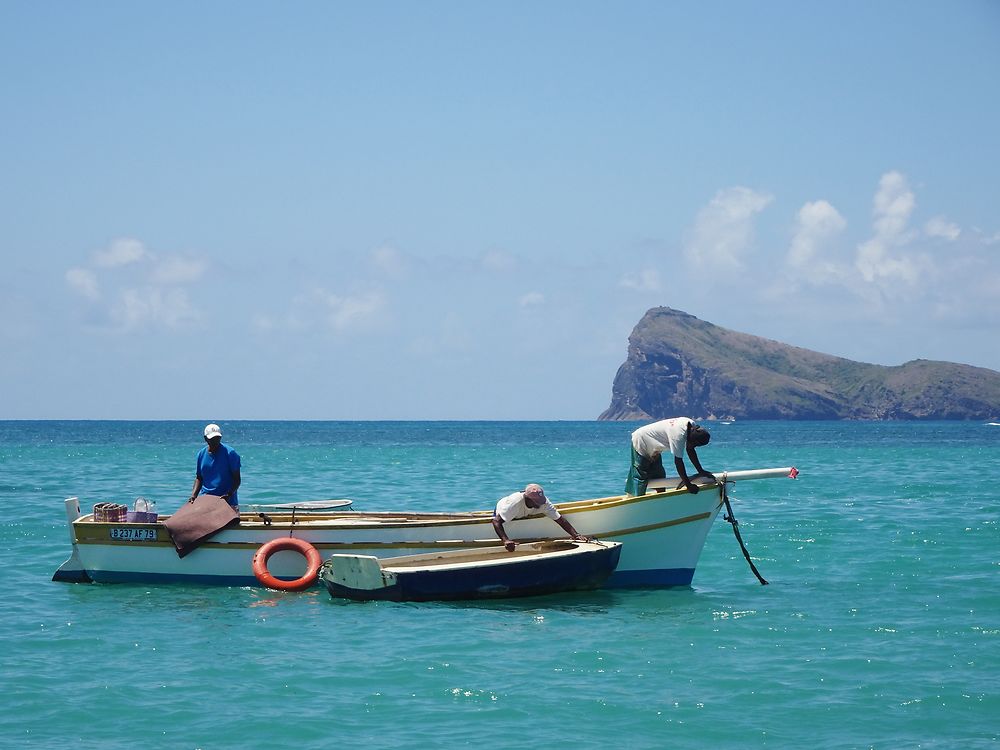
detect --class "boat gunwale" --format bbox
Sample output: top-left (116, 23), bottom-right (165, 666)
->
top-left (70, 484), bottom-right (708, 531)
top-left (69, 508), bottom-right (717, 550)
top-left (369, 540), bottom-right (623, 572)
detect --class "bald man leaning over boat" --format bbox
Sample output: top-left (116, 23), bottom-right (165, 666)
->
top-left (626, 417), bottom-right (714, 497)
top-left (492, 484), bottom-right (587, 552)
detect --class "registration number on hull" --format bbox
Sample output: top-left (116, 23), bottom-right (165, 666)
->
top-left (109, 527), bottom-right (158, 542)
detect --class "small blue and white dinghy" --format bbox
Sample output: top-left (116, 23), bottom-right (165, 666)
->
top-left (320, 540), bottom-right (622, 602)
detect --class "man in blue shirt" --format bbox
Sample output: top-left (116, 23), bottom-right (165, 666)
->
top-left (188, 423), bottom-right (242, 509)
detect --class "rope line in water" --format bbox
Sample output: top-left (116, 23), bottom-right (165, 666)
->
top-left (721, 482), bottom-right (769, 586)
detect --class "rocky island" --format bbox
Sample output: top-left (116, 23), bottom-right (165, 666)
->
top-left (599, 307), bottom-right (1000, 421)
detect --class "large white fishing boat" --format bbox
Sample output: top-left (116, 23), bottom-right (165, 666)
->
top-left (52, 467), bottom-right (796, 588)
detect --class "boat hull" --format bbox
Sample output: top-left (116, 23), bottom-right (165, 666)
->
top-left (321, 541), bottom-right (623, 601)
top-left (53, 468), bottom-right (795, 589)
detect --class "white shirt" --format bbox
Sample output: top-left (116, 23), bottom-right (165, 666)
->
top-left (630, 417), bottom-right (692, 459)
top-left (494, 491), bottom-right (561, 523)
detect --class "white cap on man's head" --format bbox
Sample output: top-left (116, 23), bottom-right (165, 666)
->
top-left (204, 423), bottom-right (222, 439)
top-left (523, 483), bottom-right (546, 502)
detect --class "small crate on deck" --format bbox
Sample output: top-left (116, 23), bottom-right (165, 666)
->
top-left (93, 502), bottom-right (128, 523)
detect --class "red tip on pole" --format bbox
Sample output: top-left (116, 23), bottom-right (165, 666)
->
top-left (788, 467), bottom-right (799, 479)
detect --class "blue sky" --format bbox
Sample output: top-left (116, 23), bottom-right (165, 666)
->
top-left (2, 2), bottom-right (998, 419)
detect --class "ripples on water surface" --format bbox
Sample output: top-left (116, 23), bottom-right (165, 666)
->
top-left (1, 421), bottom-right (997, 749)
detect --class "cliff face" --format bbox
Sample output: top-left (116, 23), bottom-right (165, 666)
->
top-left (599, 307), bottom-right (1000, 421)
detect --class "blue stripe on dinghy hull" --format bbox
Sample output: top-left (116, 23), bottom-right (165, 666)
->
top-left (86, 568), bottom-right (694, 588)
top-left (85, 565), bottom-right (694, 590)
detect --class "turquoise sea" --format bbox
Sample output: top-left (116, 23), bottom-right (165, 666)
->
top-left (1, 420), bottom-right (997, 749)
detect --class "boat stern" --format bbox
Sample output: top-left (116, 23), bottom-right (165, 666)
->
top-left (52, 497), bottom-right (92, 583)
top-left (320, 553), bottom-right (399, 600)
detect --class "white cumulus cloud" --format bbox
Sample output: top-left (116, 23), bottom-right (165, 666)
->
top-left (619, 269), bottom-right (662, 292)
top-left (481, 249), bottom-right (517, 273)
top-left (789, 201), bottom-right (846, 265)
top-left (318, 289), bottom-right (386, 331)
top-left (65, 238), bottom-right (209, 332)
top-left (112, 287), bottom-right (199, 330)
top-left (856, 171), bottom-right (921, 285)
top-left (371, 245), bottom-right (409, 278)
top-left (66, 268), bottom-right (100, 301)
top-left (94, 238), bottom-right (149, 268)
top-left (787, 200), bottom-right (848, 283)
top-left (925, 216), bottom-right (961, 241)
top-left (871, 171), bottom-right (915, 240)
top-left (260, 286), bottom-right (388, 334)
top-left (518, 291), bottom-right (545, 308)
top-left (685, 187), bottom-right (773, 271)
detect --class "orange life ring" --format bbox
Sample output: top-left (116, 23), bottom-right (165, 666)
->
top-left (252, 537), bottom-right (322, 591)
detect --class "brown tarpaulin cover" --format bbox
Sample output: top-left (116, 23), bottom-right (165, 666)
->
top-left (163, 494), bottom-right (239, 558)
